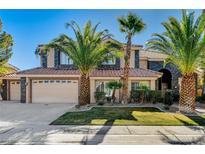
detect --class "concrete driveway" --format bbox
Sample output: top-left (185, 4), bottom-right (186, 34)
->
top-left (0, 101), bottom-right (75, 127)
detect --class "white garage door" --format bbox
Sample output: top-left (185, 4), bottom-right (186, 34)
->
top-left (10, 81), bottom-right (20, 101)
top-left (32, 79), bottom-right (78, 103)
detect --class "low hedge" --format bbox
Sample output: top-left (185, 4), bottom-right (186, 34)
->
top-left (130, 89), bottom-right (174, 106)
top-left (196, 94), bottom-right (205, 104)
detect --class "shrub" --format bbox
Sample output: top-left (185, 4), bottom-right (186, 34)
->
top-left (147, 90), bottom-right (163, 104)
top-left (130, 90), bottom-right (141, 102)
top-left (130, 84), bottom-right (150, 103)
top-left (94, 92), bottom-right (106, 103)
top-left (163, 90), bottom-right (173, 107)
top-left (150, 90), bottom-right (163, 104)
top-left (172, 90), bottom-right (179, 102)
top-left (130, 89), bottom-right (164, 104)
top-left (196, 94), bottom-right (205, 104)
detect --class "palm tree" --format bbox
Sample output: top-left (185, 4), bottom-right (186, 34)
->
top-left (40, 21), bottom-right (121, 106)
top-left (146, 10), bottom-right (205, 113)
top-left (201, 9), bottom-right (205, 95)
top-left (0, 18), bottom-right (13, 75)
top-left (118, 13), bottom-right (145, 104)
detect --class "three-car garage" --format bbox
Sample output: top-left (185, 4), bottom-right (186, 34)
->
top-left (3, 77), bottom-right (79, 104)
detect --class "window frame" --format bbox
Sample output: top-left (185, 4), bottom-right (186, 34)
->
top-left (60, 52), bottom-right (73, 65)
top-left (102, 53), bottom-right (116, 65)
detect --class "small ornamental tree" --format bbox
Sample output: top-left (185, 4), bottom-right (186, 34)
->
top-left (106, 81), bottom-right (122, 103)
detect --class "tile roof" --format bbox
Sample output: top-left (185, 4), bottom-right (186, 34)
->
top-left (0, 72), bottom-right (19, 78)
top-left (14, 67), bottom-right (162, 78)
top-left (17, 67), bottom-right (79, 76)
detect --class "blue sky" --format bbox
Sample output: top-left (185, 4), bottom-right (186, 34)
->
top-left (0, 9), bottom-right (202, 70)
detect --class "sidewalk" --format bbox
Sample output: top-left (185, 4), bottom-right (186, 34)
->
top-left (1, 125), bottom-right (205, 145)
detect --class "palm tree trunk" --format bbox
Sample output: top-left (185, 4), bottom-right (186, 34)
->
top-left (122, 34), bottom-right (132, 104)
top-left (79, 73), bottom-right (90, 106)
top-left (179, 73), bottom-right (196, 113)
top-left (112, 88), bottom-right (116, 103)
top-left (202, 69), bottom-right (205, 95)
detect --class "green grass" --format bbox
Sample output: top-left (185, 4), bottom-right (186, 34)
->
top-left (51, 107), bottom-right (205, 126)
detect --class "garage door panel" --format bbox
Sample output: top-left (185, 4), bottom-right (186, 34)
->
top-left (10, 81), bottom-right (20, 101)
top-left (32, 80), bottom-right (78, 103)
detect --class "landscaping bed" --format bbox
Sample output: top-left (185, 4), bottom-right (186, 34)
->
top-left (51, 107), bottom-right (205, 126)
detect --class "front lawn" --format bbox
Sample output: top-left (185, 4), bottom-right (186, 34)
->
top-left (51, 107), bottom-right (205, 126)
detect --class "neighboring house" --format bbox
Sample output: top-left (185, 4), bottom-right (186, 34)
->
top-left (0, 40), bottom-right (181, 104)
top-left (0, 64), bottom-right (19, 100)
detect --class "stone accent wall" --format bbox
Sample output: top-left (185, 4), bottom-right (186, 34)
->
top-left (20, 77), bottom-right (26, 103)
top-left (54, 49), bottom-right (60, 68)
top-left (97, 58), bottom-right (120, 70)
top-left (148, 61), bottom-right (164, 71)
top-left (165, 63), bottom-right (181, 89)
top-left (1, 79), bottom-right (7, 100)
top-left (135, 50), bottom-right (139, 68)
top-left (54, 49), bottom-right (76, 69)
top-left (148, 61), bottom-right (181, 89)
top-left (41, 53), bottom-right (47, 68)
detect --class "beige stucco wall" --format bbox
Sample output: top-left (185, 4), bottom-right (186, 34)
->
top-left (47, 48), bottom-right (55, 68)
top-left (91, 78), bottom-right (157, 103)
top-left (139, 59), bottom-right (148, 69)
top-left (128, 80), bottom-right (152, 95)
top-left (120, 49), bottom-right (139, 68)
top-left (90, 79), bottom-right (121, 103)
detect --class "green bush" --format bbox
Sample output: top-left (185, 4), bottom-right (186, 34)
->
top-left (155, 90), bottom-right (163, 103)
top-left (172, 90), bottom-right (179, 102)
top-left (94, 92), bottom-right (106, 103)
top-left (149, 90), bottom-right (162, 103)
top-left (163, 90), bottom-right (174, 107)
top-left (196, 94), bottom-right (205, 104)
top-left (130, 89), bottom-right (164, 104)
top-left (130, 84), bottom-right (150, 103)
top-left (130, 90), bottom-right (141, 102)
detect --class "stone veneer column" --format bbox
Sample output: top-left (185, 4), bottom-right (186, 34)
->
top-left (1, 79), bottom-right (8, 100)
top-left (41, 53), bottom-right (47, 68)
top-left (54, 49), bottom-right (60, 68)
top-left (20, 77), bottom-right (26, 103)
top-left (135, 50), bottom-right (139, 68)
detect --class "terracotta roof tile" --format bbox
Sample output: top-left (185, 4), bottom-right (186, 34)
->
top-left (1, 72), bottom-right (18, 78)
top-left (15, 67), bottom-right (162, 78)
top-left (17, 67), bottom-right (80, 75)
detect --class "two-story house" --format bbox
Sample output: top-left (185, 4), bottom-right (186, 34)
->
top-left (0, 40), bottom-right (181, 104)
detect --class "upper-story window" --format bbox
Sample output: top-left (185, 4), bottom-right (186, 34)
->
top-left (60, 52), bottom-right (73, 65)
top-left (102, 53), bottom-right (116, 65)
